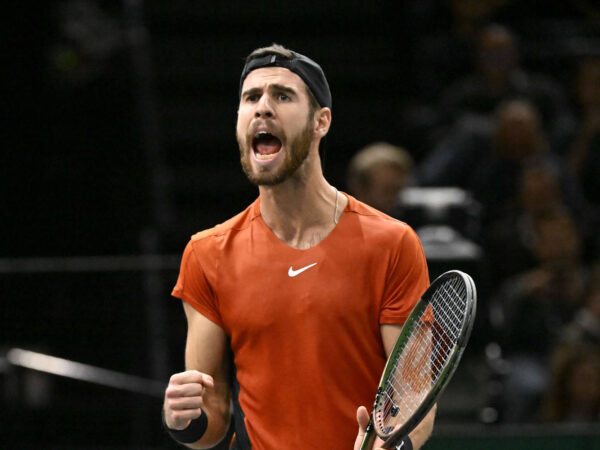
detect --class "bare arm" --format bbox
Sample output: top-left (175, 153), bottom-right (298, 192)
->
top-left (381, 324), bottom-right (436, 449)
top-left (354, 324), bottom-right (436, 450)
top-left (163, 302), bottom-right (232, 449)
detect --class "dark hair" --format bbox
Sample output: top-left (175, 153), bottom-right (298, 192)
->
top-left (244, 43), bottom-right (293, 63)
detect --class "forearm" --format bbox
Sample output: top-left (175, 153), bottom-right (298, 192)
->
top-left (182, 303), bottom-right (232, 447)
top-left (408, 405), bottom-right (436, 450)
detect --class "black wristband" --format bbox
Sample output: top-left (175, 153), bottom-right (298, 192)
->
top-left (162, 408), bottom-right (208, 444)
top-left (400, 436), bottom-right (413, 450)
top-left (393, 436), bottom-right (413, 450)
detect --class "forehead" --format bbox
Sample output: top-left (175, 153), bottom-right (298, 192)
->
top-left (241, 66), bottom-right (308, 93)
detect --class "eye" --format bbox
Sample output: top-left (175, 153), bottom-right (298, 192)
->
top-left (246, 94), bottom-right (259, 102)
top-left (278, 93), bottom-right (291, 101)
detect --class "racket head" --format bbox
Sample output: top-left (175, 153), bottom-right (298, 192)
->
top-left (369, 270), bottom-right (477, 447)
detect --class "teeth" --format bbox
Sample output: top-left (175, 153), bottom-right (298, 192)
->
top-left (255, 131), bottom-right (270, 138)
top-left (255, 153), bottom-right (277, 160)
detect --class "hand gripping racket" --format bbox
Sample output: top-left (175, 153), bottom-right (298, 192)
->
top-left (360, 270), bottom-right (477, 449)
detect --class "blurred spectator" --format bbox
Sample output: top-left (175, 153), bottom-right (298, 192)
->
top-left (419, 98), bottom-right (587, 231)
top-left (483, 160), bottom-right (589, 286)
top-left (398, 1), bottom-right (514, 159)
top-left (412, 0), bottom-right (514, 90)
top-left (416, 113), bottom-right (493, 188)
top-left (496, 210), bottom-right (587, 353)
top-left (470, 99), bottom-right (587, 226)
top-left (566, 57), bottom-right (600, 208)
top-left (560, 263), bottom-right (600, 348)
top-left (437, 23), bottom-right (574, 147)
top-left (540, 342), bottom-right (600, 424)
top-left (542, 264), bottom-right (600, 423)
top-left (346, 142), bottom-right (414, 215)
top-left (419, 98), bottom-right (546, 195)
top-left (490, 209), bottom-right (588, 422)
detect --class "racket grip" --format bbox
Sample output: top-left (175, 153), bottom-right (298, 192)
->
top-left (359, 420), bottom-right (376, 450)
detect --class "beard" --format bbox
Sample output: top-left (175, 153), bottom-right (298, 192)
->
top-left (238, 117), bottom-right (314, 186)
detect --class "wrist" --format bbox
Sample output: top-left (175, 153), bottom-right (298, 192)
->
top-left (162, 408), bottom-right (209, 444)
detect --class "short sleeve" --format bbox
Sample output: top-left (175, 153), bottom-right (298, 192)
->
top-left (380, 226), bottom-right (430, 324)
top-left (171, 238), bottom-right (224, 328)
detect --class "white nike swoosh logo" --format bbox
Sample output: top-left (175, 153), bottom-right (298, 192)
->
top-left (288, 262), bottom-right (318, 277)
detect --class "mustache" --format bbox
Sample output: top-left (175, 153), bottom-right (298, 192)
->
top-left (247, 120), bottom-right (284, 140)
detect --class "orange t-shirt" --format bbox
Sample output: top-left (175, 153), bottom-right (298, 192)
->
top-left (172, 194), bottom-right (429, 449)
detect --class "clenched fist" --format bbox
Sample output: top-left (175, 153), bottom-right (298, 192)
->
top-left (163, 370), bottom-right (214, 430)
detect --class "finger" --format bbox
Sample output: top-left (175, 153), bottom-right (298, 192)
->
top-left (354, 407), bottom-right (367, 450)
top-left (171, 407), bottom-right (204, 422)
top-left (357, 406), bottom-right (371, 432)
top-left (168, 395), bottom-right (205, 411)
top-left (165, 382), bottom-right (205, 399)
top-left (169, 370), bottom-right (215, 386)
top-left (166, 371), bottom-right (214, 399)
top-left (166, 407), bottom-right (204, 429)
top-left (200, 373), bottom-right (215, 388)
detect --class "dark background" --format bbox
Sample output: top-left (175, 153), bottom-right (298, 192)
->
top-left (2, 1), bottom-right (599, 448)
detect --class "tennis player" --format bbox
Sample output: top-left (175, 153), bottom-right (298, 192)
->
top-left (162, 44), bottom-right (435, 449)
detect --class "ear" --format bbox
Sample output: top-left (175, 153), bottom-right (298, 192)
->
top-left (313, 107), bottom-right (332, 139)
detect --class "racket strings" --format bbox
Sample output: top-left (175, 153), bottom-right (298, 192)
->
top-left (374, 276), bottom-right (468, 436)
top-left (436, 281), bottom-right (466, 339)
top-left (430, 280), bottom-right (467, 368)
top-left (379, 319), bottom-right (432, 426)
top-left (379, 345), bottom-right (429, 426)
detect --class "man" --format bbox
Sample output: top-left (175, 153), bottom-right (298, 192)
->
top-left (437, 24), bottom-right (573, 148)
top-left (346, 142), bottom-right (415, 216)
top-left (162, 44), bottom-right (434, 449)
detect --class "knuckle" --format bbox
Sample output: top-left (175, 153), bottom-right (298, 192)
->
top-left (165, 386), bottom-right (178, 398)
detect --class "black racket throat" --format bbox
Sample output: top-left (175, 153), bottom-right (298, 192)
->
top-left (362, 270), bottom-right (477, 449)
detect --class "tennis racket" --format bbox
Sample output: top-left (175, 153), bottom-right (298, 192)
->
top-left (360, 270), bottom-right (477, 449)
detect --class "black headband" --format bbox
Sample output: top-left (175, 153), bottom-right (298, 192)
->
top-left (239, 50), bottom-right (332, 110)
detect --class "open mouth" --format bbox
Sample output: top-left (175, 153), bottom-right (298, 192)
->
top-left (252, 131), bottom-right (282, 161)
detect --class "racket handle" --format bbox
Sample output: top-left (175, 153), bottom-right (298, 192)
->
top-left (359, 420), bottom-right (376, 450)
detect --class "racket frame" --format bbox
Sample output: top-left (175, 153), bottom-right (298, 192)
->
top-left (361, 270), bottom-right (477, 449)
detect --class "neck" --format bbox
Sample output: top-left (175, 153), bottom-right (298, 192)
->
top-left (258, 167), bottom-right (346, 249)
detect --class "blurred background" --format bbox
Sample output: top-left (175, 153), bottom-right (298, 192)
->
top-left (2, 1), bottom-right (600, 448)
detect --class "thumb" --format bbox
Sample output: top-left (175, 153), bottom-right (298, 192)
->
top-left (357, 406), bottom-right (370, 432)
top-left (354, 406), bottom-right (375, 450)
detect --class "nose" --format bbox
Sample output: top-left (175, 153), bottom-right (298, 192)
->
top-left (254, 94), bottom-right (274, 118)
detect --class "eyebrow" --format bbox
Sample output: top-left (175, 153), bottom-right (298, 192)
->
top-left (241, 83), bottom-right (298, 99)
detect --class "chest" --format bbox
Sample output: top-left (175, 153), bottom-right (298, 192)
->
top-left (214, 236), bottom-right (388, 343)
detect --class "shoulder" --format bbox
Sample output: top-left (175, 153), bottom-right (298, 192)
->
top-left (342, 194), bottom-right (422, 248)
top-left (344, 194), bottom-right (416, 233)
top-left (188, 199), bottom-right (261, 250)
